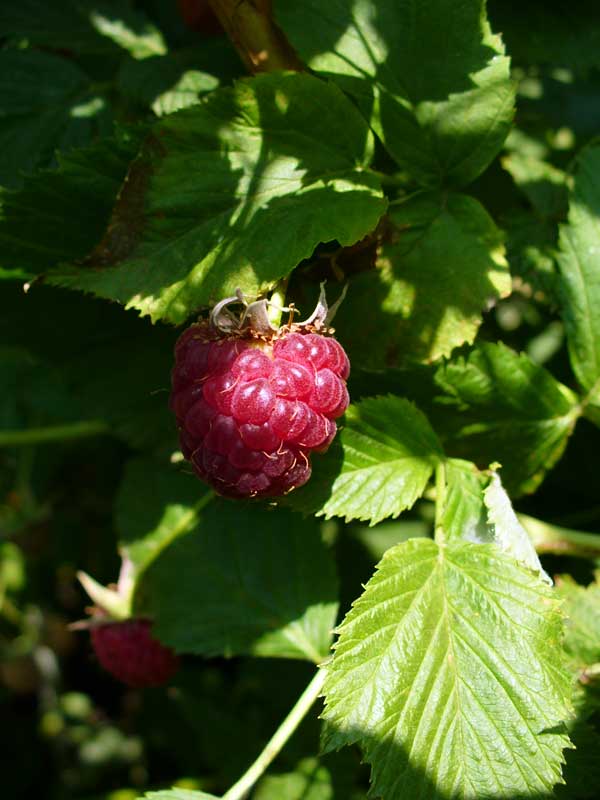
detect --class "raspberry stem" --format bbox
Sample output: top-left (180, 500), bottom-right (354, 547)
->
top-left (222, 667), bottom-right (326, 800)
top-left (434, 461), bottom-right (447, 544)
top-left (519, 513), bottom-right (600, 558)
top-left (266, 277), bottom-right (289, 329)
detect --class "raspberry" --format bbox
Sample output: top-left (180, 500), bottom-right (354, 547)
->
top-left (170, 307), bottom-right (350, 499)
top-left (90, 618), bottom-right (179, 688)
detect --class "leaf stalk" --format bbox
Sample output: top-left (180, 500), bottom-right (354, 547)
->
top-left (222, 668), bottom-right (326, 800)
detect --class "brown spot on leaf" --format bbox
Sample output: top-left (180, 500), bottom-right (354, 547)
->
top-left (84, 134), bottom-right (167, 268)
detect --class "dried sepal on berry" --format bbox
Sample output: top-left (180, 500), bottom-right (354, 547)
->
top-left (170, 286), bottom-right (350, 499)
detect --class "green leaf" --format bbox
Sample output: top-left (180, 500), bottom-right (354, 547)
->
top-left (150, 71), bottom-right (220, 117)
top-left (275, 0), bottom-right (514, 186)
top-left (287, 395), bottom-right (443, 525)
top-left (555, 573), bottom-right (600, 668)
top-left (254, 755), bottom-right (361, 800)
top-left (335, 193), bottom-right (510, 367)
top-left (116, 458), bottom-right (212, 577)
top-left (435, 342), bottom-right (578, 494)
top-left (138, 502), bottom-right (339, 662)
top-left (440, 459), bottom-right (490, 544)
top-left (0, 131), bottom-right (142, 272)
top-left (321, 538), bottom-right (572, 799)
top-left (0, 0), bottom-right (166, 58)
top-left (50, 72), bottom-right (386, 323)
top-left (84, 3), bottom-right (166, 59)
top-left (0, 282), bottom-right (177, 452)
top-left (557, 143), bottom-right (600, 397)
top-left (0, 49), bottom-right (112, 188)
top-left (118, 51), bottom-right (221, 116)
top-left (483, 473), bottom-right (551, 584)
top-left (502, 151), bottom-right (568, 219)
top-left (441, 463), bottom-right (550, 582)
top-left (502, 208), bottom-right (560, 303)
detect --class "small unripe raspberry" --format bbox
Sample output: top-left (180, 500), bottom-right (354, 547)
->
top-left (170, 294), bottom-right (350, 499)
top-left (91, 618), bottom-right (179, 688)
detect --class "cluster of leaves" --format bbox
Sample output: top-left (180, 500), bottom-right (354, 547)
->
top-left (2, 1), bottom-right (600, 799)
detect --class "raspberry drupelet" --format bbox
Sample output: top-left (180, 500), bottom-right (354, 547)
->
top-left (170, 290), bottom-right (350, 499)
top-left (91, 618), bottom-right (179, 688)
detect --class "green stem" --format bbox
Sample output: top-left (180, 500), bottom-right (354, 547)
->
top-left (222, 668), bottom-right (326, 800)
top-left (519, 514), bottom-right (600, 559)
top-left (434, 461), bottom-right (447, 544)
top-left (267, 278), bottom-right (289, 329)
top-left (0, 420), bottom-right (109, 448)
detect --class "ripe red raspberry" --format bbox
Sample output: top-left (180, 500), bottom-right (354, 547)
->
top-left (170, 304), bottom-right (350, 499)
top-left (90, 618), bottom-right (179, 688)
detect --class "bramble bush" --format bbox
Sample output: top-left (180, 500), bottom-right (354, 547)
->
top-left (2, 1), bottom-right (600, 799)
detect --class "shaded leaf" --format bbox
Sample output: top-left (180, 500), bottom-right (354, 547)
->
top-left (51, 72), bottom-right (386, 323)
top-left (117, 50), bottom-right (222, 115)
top-left (138, 502), bottom-right (339, 662)
top-left (435, 342), bottom-right (578, 494)
top-left (0, 49), bottom-right (112, 188)
top-left (502, 151), bottom-right (568, 219)
top-left (0, 0), bottom-right (166, 58)
top-left (322, 538), bottom-right (572, 799)
top-left (555, 573), bottom-right (600, 668)
top-left (116, 458), bottom-right (212, 576)
top-left (0, 131), bottom-right (142, 271)
top-left (287, 396), bottom-right (443, 525)
top-left (502, 208), bottom-right (560, 302)
top-left (0, 282), bottom-right (177, 451)
top-left (557, 143), bottom-right (600, 397)
top-left (275, 0), bottom-right (514, 186)
top-left (150, 71), bottom-right (220, 117)
top-left (488, 0), bottom-right (600, 76)
top-left (254, 755), bottom-right (362, 800)
top-left (336, 193), bottom-right (510, 367)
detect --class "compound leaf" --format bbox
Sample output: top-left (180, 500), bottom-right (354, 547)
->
top-left (138, 501), bottom-right (339, 663)
top-left (51, 72), bottom-right (386, 323)
top-left (322, 538), bottom-right (572, 799)
top-left (275, 0), bottom-right (514, 186)
top-left (287, 395), bottom-right (443, 525)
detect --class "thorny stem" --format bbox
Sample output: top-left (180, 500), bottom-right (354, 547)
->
top-left (207, 0), bottom-right (302, 74)
top-left (0, 420), bottom-right (109, 448)
top-left (519, 514), bottom-right (600, 559)
top-left (222, 668), bottom-right (326, 800)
